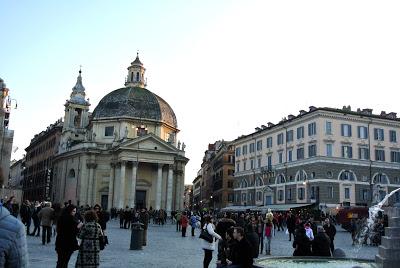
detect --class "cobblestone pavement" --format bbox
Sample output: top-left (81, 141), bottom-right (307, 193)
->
top-left (27, 220), bottom-right (378, 268)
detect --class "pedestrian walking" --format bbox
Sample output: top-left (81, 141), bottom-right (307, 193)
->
top-left (256, 215), bottom-right (264, 254)
top-left (201, 215), bottom-right (222, 268)
top-left (304, 222), bottom-right (314, 241)
top-left (139, 208), bottom-right (149, 246)
top-left (190, 213), bottom-right (198, 236)
top-left (181, 211), bottom-right (189, 237)
top-left (323, 218), bottom-right (337, 253)
top-left (55, 204), bottom-right (83, 268)
top-left (264, 220), bottom-right (273, 255)
top-left (231, 227), bottom-right (254, 268)
top-left (76, 210), bottom-right (102, 268)
top-left (30, 201), bottom-right (41, 236)
top-left (0, 202), bottom-right (29, 267)
top-left (286, 212), bottom-right (296, 241)
top-left (38, 202), bottom-right (55, 245)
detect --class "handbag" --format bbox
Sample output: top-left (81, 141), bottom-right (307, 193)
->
top-left (199, 224), bottom-right (213, 243)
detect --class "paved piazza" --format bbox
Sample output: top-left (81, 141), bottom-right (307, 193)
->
top-left (27, 220), bottom-right (378, 268)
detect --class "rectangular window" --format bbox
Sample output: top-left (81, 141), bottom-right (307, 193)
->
top-left (311, 186), bottom-right (315, 199)
top-left (375, 149), bottom-right (385, 161)
top-left (325, 121), bottom-right (332, 135)
top-left (243, 161), bottom-right (247, 170)
top-left (359, 148), bottom-right (370, 160)
top-left (236, 163), bottom-right (240, 172)
top-left (326, 144), bottom-right (333, 157)
top-left (297, 148), bottom-right (304, 160)
top-left (374, 128), bottom-right (384, 141)
top-left (242, 193), bottom-right (247, 202)
top-left (288, 150), bottom-right (293, 162)
top-left (278, 152), bottom-right (283, 164)
top-left (250, 159), bottom-right (254, 169)
top-left (257, 158), bottom-right (262, 168)
top-left (104, 126), bottom-right (114, 137)
top-left (267, 155), bottom-right (272, 169)
top-left (266, 137), bottom-right (273, 148)
top-left (342, 146), bottom-right (353, 158)
top-left (358, 126), bottom-right (368, 139)
top-left (243, 145), bottom-right (248, 155)
top-left (256, 140), bottom-right (263, 151)
top-left (249, 143), bottom-right (255, 153)
top-left (287, 189), bottom-right (292, 200)
top-left (228, 194), bottom-right (234, 202)
top-left (257, 192), bottom-right (262, 201)
top-left (277, 133), bottom-right (284, 145)
top-left (308, 144), bottom-right (317, 157)
top-left (278, 190), bottom-right (284, 201)
top-left (345, 188), bottom-right (350, 199)
top-left (235, 147), bottom-right (241, 157)
top-left (308, 122), bottom-right (317, 136)
top-left (362, 189), bottom-right (369, 201)
top-left (297, 126), bottom-right (304, 139)
top-left (286, 130), bottom-right (294, 142)
top-left (298, 188), bottom-right (304, 200)
top-left (341, 124), bottom-right (352, 137)
top-left (390, 130), bottom-right (397, 142)
top-left (328, 186), bottom-right (334, 199)
top-left (391, 151), bottom-right (400, 163)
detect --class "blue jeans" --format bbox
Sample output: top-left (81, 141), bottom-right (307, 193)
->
top-left (265, 236), bottom-right (271, 254)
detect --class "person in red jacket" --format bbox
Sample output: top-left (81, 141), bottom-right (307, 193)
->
top-left (181, 212), bottom-right (189, 237)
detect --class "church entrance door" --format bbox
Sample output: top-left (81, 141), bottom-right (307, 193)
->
top-left (136, 190), bottom-right (146, 209)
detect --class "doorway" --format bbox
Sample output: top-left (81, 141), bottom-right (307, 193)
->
top-left (101, 195), bottom-right (108, 210)
top-left (136, 190), bottom-right (146, 209)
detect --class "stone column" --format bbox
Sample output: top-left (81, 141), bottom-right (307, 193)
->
top-left (78, 156), bottom-right (88, 205)
top-left (166, 165), bottom-right (174, 213)
top-left (175, 173), bottom-right (181, 210)
top-left (180, 169), bottom-right (185, 210)
top-left (113, 163), bottom-right (120, 208)
top-left (129, 161), bottom-right (138, 208)
top-left (86, 163), bottom-right (93, 206)
top-left (118, 161), bottom-right (127, 208)
top-left (155, 164), bottom-right (163, 210)
top-left (91, 164), bottom-right (98, 205)
top-left (107, 162), bottom-right (116, 210)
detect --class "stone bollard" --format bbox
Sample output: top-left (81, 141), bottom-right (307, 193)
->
top-left (130, 222), bottom-right (144, 250)
top-left (376, 203), bottom-right (400, 268)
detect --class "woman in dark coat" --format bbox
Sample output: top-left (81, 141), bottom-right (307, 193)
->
top-left (293, 227), bottom-right (312, 256)
top-left (55, 204), bottom-right (83, 268)
top-left (76, 210), bottom-right (103, 268)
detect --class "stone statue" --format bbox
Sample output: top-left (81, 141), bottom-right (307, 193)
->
top-left (373, 184), bottom-right (382, 204)
top-left (177, 141), bottom-right (181, 150)
top-left (66, 137), bottom-right (71, 150)
top-left (182, 142), bottom-right (186, 151)
top-left (124, 126), bottom-right (129, 139)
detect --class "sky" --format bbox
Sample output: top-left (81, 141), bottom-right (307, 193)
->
top-left (1, 0), bottom-right (400, 184)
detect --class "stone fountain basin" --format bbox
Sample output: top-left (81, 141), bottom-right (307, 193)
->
top-left (255, 256), bottom-right (376, 268)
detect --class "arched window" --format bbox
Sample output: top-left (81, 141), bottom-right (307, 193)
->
top-left (296, 170), bottom-right (307, 181)
top-left (276, 174), bottom-right (285, 184)
top-left (338, 170), bottom-right (356, 181)
top-left (373, 173), bottom-right (389, 184)
top-left (136, 72), bottom-right (140, 82)
top-left (131, 72), bottom-right (134, 82)
top-left (240, 179), bottom-right (248, 188)
top-left (256, 177), bottom-right (263, 187)
top-left (68, 169), bottom-right (75, 179)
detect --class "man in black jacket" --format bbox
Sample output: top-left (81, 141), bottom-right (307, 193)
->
top-left (312, 226), bottom-right (332, 256)
top-left (323, 218), bottom-right (337, 253)
top-left (286, 212), bottom-right (296, 241)
top-left (216, 212), bottom-right (236, 263)
top-left (230, 227), bottom-right (253, 268)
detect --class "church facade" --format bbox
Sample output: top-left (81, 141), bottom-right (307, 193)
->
top-left (52, 55), bottom-right (189, 211)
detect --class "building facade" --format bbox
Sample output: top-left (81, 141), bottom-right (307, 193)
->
top-left (23, 120), bottom-right (63, 201)
top-left (0, 78), bottom-right (14, 188)
top-left (183, 184), bottom-right (193, 210)
top-left (233, 106), bottom-right (400, 209)
top-left (9, 158), bottom-right (24, 189)
top-left (192, 168), bottom-right (203, 210)
top-left (197, 140), bottom-right (235, 209)
top-left (52, 55), bottom-right (189, 211)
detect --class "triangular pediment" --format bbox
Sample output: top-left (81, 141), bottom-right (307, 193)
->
top-left (118, 133), bottom-right (179, 153)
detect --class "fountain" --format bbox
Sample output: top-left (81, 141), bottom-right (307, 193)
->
top-left (255, 188), bottom-right (400, 268)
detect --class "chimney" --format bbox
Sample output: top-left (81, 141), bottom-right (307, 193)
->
top-left (387, 112), bottom-right (397, 119)
top-left (267, 122), bottom-right (274, 127)
top-left (380, 111), bottom-right (387, 117)
top-left (288, 114), bottom-right (295, 120)
top-left (309, 106), bottom-right (317, 112)
top-left (261, 125), bottom-right (267, 129)
top-left (299, 110), bottom-right (307, 115)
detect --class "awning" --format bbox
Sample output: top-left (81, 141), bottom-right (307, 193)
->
top-left (254, 203), bottom-right (313, 212)
top-left (220, 206), bottom-right (257, 212)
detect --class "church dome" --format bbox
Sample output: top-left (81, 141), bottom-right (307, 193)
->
top-left (92, 86), bottom-right (177, 128)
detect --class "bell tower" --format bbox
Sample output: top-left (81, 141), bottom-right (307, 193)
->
top-left (61, 69), bottom-right (90, 151)
top-left (125, 52), bottom-right (146, 88)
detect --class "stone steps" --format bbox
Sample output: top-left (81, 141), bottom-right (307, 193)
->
top-left (376, 255), bottom-right (399, 268)
top-left (385, 227), bottom-right (400, 237)
top-left (381, 236), bottom-right (400, 249)
top-left (378, 246), bottom-right (400, 259)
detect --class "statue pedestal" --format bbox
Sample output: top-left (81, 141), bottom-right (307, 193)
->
top-left (376, 204), bottom-right (400, 268)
